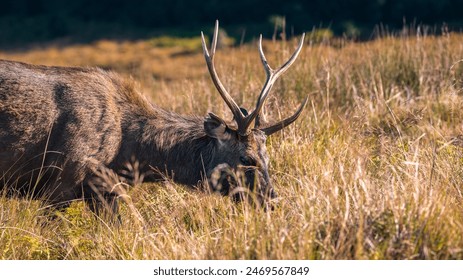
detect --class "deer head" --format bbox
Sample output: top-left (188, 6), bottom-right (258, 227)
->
top-left (201, 21), bottom-right (307, 206)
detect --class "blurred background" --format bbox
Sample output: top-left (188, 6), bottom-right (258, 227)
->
top-left (0, 0), bottom-right (462, 49)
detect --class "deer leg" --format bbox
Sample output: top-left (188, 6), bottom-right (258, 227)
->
top-left (83, 185), bottom-right (121, 223)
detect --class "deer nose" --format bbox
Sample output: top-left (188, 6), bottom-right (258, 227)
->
top-left (258, 169), bottom-right (275, 198)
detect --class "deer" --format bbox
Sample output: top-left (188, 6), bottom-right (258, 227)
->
top-left (0, 21), bottom-right (307, 216)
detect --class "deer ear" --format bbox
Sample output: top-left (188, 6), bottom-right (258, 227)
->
top-left (204, 113), bottom-right (232, 140)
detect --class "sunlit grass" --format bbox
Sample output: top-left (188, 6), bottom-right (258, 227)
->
top-left (1, 32), bottom-right (463, 259)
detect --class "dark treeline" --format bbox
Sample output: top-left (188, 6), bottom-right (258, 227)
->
top-left (0, 0), bottom-right (462, 47)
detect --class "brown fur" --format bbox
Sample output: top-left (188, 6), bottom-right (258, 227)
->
top-left (0, 59), bottom-right (274, 214)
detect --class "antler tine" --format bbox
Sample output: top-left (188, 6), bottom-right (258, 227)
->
top-left (245, 33), bottom-right (305, 131)
top-left (201, 20), bottom-right (246, 130)
top-left (273, 33), bottom-right (305, 78)
top-left (258, 34), bottom-right (273, 76)
top-left (260, 96), bottom-right (309, 136)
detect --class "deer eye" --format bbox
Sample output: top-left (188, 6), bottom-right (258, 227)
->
top-left (240, 156), bottom-right (255, 166)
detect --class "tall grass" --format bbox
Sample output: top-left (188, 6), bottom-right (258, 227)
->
top-left (1, 31), bottom-right (463, 259)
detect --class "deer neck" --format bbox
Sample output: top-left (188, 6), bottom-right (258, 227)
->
top-left (119, 108), bottom-right (215, 185)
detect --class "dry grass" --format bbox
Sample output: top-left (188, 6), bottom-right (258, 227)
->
top-left (1, 32), bottom-right (463, 259)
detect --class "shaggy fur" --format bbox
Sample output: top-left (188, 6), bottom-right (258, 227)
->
top-left (0, 59), bottom-right (273, 213)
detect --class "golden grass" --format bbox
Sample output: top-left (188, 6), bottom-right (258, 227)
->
top-left (1, 32), bottom-right (463, 259)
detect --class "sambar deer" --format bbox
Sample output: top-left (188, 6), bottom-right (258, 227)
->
top-left (0, 21), bottom-right (306, 215)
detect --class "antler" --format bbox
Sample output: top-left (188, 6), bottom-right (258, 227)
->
top-left (201, 20), bottom-right (247, 133)
top-left (202, 20), bottom-right (306, 136)
top-left (246, 33), bottom-right (305, 133)
top-left (259, 97), bottom-right (308, 135)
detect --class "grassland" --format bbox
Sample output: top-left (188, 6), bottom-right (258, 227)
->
top-left (1, 31), bottom-right (463, 260)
